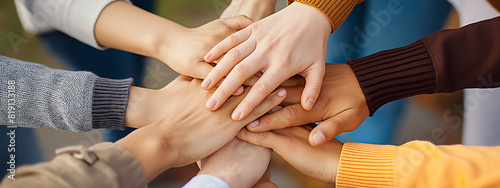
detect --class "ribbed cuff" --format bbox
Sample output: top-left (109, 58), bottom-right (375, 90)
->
top-left (92, 77), bottom-right (133, 130)
top-left (287, 0), bottom-right (361, 31)
top-left (336, 142), bottom-right (398, 188)
top-left (347, 40), bottom-right (436, 116)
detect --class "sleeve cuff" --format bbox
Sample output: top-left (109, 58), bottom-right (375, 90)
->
top-left (183, 174), bottom-right (230, 188)
top-left (287, 0), bottom-right (361, 31)
top-left (347, 40), bottom-right (436, 116)
top-left (92, 77), bottom-right (133, 130)
top-left (336, 142), bottom-right (398, 188)
top-left (65, 0), bottom-right (132, 49)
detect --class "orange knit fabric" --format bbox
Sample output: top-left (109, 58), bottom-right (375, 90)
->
top-left (287, 0), bottom-right (363, 31)
top-left (337, 141), bottom-right (500, 187)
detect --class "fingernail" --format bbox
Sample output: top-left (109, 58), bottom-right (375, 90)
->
top-left (312, 132), bottom-right (326, 145)
top-left (277, 89), bottom-right (286, 97)
top-left (248, 120), bottom-right (259, 128)
top-left (306, 97), bottom-right (315, 108)
top-left (235, 87), bottom-right (244, 94)
top-left (206, 98), bottom-right (217, 110)
top-left (205, 52), bottom-right (212, 60)
top-left (232, 110), bottom-right (242, 120)
top-left (201, 78), bottom-right (212, 89)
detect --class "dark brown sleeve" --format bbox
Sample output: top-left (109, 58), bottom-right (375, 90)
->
top-left (348, 16), bottom-right (500, 116)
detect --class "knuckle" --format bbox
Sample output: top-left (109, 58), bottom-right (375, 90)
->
top-left (234, 64), bottom-right (249, 79)
top-left (252, 82), bottom-right (269, 95)
top-left (217, 87), bottom-right (229, 97)
top-left (282, 107), bottom-right (299, 120)
top-left (228, 34), bottom-right (239, 44)
top-left (228, 48), bottom-right (241, 60)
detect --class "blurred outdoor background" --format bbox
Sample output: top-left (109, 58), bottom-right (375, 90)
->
top-left (0, 0), bottom-right (463, 187)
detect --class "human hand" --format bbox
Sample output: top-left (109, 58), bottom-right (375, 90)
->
top-left (118, 76), bottom-right (287, 181)
top-left (221, 0), bottom-right (276, 21)
top-left (202, 2), bottom-right (331, 122)
top-left (155, 16), bottom-right (254, 79)
top-left (198, 138), bottom-right (272, 188)
top-left (237, 126), bottom-right (343, 184)
top-left (247, 63), bottom-right (369, 146)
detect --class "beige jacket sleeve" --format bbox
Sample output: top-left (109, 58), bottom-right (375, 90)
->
top-left (1, 142), bottom-right (147, 188)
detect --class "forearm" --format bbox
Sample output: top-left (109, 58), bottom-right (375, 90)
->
top-left (348, 16), bottom-right (500, 115)
top-left (221, 0), bottom-right (277, 20)
top-left (337, 141), bottom-right (500, 187)
top-left (95, 1), bottom-right (185, 58)
top-left (286, 0), bottom-right (363, 31)
top-left (0, 55), bottom-right (131, 132)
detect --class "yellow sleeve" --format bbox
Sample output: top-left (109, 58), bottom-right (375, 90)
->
top-left (286, 0), bottom-right (363, 31)
top-left (336, 141), bottom-right (500, 188)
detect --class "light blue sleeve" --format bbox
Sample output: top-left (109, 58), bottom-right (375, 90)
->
top-left (183, 174), bottom-right (230, 188)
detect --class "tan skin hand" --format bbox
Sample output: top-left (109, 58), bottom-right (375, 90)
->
top-left (198, 138), bottom-right (272, 188)
top-left (247, 63), bottom-right (370, 146)
top-left (221, 0), bottom-right (277, 21)
top-left (118, 76), bottom-right (287, 182)
top-left (237, 126), bottom-right (343, 184)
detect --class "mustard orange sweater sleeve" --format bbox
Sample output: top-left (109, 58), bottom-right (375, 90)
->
top-left (286, 0), bottom-right (363, 30)
top-left (336, 141), bottom-right (500, 187)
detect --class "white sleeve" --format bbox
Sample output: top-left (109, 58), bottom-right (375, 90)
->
top-left (14, 0), bottom-right (131, 49)
top-left (183, 174), bottom-right (230, 188)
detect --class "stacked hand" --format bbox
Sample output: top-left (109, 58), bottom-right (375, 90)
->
top-left (221, 0), bottom-right (276, 21)
top-left (248, 63), bottom-right (369, 146)
top-left (117, 76), bottom-right (287, 181)
top-left (202, 2), bottom-right (332, 122)
top-left (237, 125), bottom-right (344, 184)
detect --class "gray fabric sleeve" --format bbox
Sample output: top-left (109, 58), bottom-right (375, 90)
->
top-left (0, 55), bottom-right (132, 132)
top-left (0, 143), bottom-right (147, 188)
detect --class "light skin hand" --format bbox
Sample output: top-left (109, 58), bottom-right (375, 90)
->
top-left (95, 1), bottom-right (253, 79)
top-left (247, 64), bottom-right (369, 146)
top-left (198, 138), bottom-right (272, 188)
top-left (237, 126), bottom-right (343, 184)
top-left (221, 0), bottom-right (276, 21)
top-left (202, 2), bottom-right (332, 122)
top-left (118, 76), bottom-right (287, 181)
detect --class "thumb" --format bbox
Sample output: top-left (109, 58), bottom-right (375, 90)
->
top-left (190, 61), bottom-right (214, 79)
top-left (220, 15), bottom-right (254, 31)
top-left (308, 109), bottom-right (363, 146)
top-left (300, 64), bottom-right (325, 111)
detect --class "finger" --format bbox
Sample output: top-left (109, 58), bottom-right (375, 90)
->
top-left (191, 61), bottom-right (214, 79)
top-left (205, 55), bottom-right (264, 111)
top-left (232, 68), bottom-right (289, 121)
top-left (204, 27), bottom-right (252, 62)
top-left (281, 86), bottom-right (303, 105)
top-left (300, 64), bottom-right (325, 111)
top-left (236, 128), bottom-right (290, 152)
top-left (242, 74), bottom-right (260, 86)
top-left (281, 75), bottom-right (305, 87)
top-left (247, 104), bottom-right (307, 132)
top-left (219, 15), bottom-right (254, 31)
top-left (233, 86), bottom-right (244, 96)
top-left (308, 109), bottom-right (363, 146)
top-left (175, 75), bottom-right (194, 82)
top-left (245, 88), bottom-right (287, 122)
top-left (202, 40), bottom-right (257, 89)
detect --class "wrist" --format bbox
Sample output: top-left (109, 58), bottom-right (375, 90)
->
top-left (287, 2), bottom-right (331, 34)
top-left (124, 86), bottom-right (156, 128)
top-left (148, 22), bottom-right (188, 63)
top-left (116, 126), bottom-right (176, 182)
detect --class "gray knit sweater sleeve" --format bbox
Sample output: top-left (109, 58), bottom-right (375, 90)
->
top-left (0, 55), bottom-right (132, 132)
